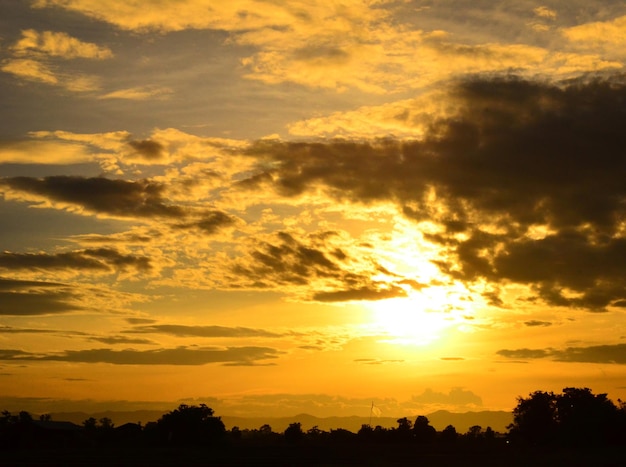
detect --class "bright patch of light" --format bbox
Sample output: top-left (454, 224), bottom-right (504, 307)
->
top-left (366, 290), bottom-right (466, 346)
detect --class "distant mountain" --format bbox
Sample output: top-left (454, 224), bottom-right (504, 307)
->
top-left (49, 409), bottom-right (512, 434)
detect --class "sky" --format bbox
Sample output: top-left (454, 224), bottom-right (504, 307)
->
top-left (0, 0), bottom-right (625, 420)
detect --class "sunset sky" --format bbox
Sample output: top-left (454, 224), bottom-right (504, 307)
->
top-left (1, 0), bottom-right (625, 419)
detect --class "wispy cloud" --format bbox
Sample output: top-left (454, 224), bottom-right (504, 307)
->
top-left (12, 29), bottom-right (113, 59)
top-left (127, 324), bottom-right (282, 338)
top-left (0, 346), bottom-right (280, 366)
top-left (1, 29), bottom-right (108, 91)
top-left (99, 86), bottom-right (172, 100)
top-left (498, 343), bottom-right (626, 364)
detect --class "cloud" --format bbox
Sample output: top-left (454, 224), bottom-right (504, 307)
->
top-left (288, 96), bottom-right (441, 139)
top-left (88, 336), bottom-right (155, 345)
top-left (563, 15), bottom-right (626, 48)
top-left (173, 210), bottom-right (236, 235)
top-left (0, 278), bottom-right (64, 290)
top-left (0, 176), bottom-right (186, 219)
top-left (0, 277), bottom-right (147, 316)
top-left (313, 285), bottom-right (407, 303)
top-left (0, 346), bottom-right (280, 366)
top-left (0, 290), bottom-right (82, 316)
top-left (1, 27), bottom-right (110, 92)
top-left (524, 320), bottom-right (552, 327)
top-left (238, 74), bottom-right (626, 309)
top-left (498, 344), bottom-right (626, 364)
top-left (225, 230), bottom-right (417, 302)
top-left (127, 324), bottom-right (282, 338)
top-left (30, 0), bottom-right (616, 94)
top-left (0, 248), bottom-right (151, 273)
top-left (533, 7), bottom-right (557, 20)
top-left (497, 348), bottom-right (551, 359)
top-left (26, 128), bottom-right (249, 169)
top-left (353, 358), bottom-right (404, 365)
top-left (12, 29), bottom-right (113, 59)
top-left (1, 59), bottom-right (58, 85)
top-left (98, 86), bottom-right (173, 100)
top-left (411, 388), bottom-right (483, 407)
top-left (1, 59), bottom-right (100, 92)
top-left (0, 139), bottom-right (96, 164)
top-left (32, 0), bottom-right (301, 33)
top-left (0, 278), bottom-right (84, 316)
top-left (127, 139), bottom-right (165, 160)
top-left (452, 230), bottom-right (626, 310)
top-left (125, 318), bottom-right (157, 325)
top-left (0, 325), bottom-right (77, 335)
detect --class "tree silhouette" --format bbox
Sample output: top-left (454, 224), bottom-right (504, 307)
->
top-left (556, 387), bottom-right (619, 445)
top-left (509, 387), bottom-right (621, 446)
top-left (83, 417), bottom-right (98, 431)
top-left (259, 424), bottom-right (273, 435)
top-left (467, 425), bottom-right (482, 439)
top-left (440, 424), bottom-right (458, 443)
top-left (284, 422), bottom-right (304, 443)
top-left (156, 403), bottom-right (225, 446)
top-left (509, 390), bottom-right (558, 444)
top-left (413, 415), bottom-right (436, 443)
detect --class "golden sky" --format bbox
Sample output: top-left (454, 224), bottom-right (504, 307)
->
top-left (1, 0), bottom-right (625, 418)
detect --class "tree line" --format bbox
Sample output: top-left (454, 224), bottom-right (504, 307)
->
top-left (2, 387), bottom-right (626, 451)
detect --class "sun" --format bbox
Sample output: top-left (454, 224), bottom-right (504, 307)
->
top-left (365, 288), bottom-right (467, 346)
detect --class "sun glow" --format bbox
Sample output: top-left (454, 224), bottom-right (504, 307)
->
top-left (366, 288), bottom-right (470, 346)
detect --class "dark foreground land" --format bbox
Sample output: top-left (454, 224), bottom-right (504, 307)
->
top-left (3, 444), bottom-right (626, 467)
top-left (5, 389), bottom-right (626, 466)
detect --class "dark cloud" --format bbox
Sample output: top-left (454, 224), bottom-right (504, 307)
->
top-left (0, 176), bottom-right (185, 218)
top-left (240, 74), bottom-right (626, 310)
top-left (554, 344), bottom-right (626, 364)
top-left (0, 278), bottom-right (63, 290)
top-left (0, 326), bottom-right (55, 334)
top-left (0, 278), bottom-right (82, 315)
top-left (497, 348), bottom-right (551, 359)
top-left (125, 318), bottom-right (157, 325)
top-left (312, 284), bottom-right (407, 302)
top-left (0, 325), bottom-right (87, 336)
top-left (498, 343), bottom-right (626, 364)
top-left (72, 233), bottom-right (154, 244)
top-left (0, 290), bottom-right (82, 315)
top-left (230, 231), bottom-right (341, 287)
top-left (127, 324), bottom-right (282, 338)
top-left (0, 346), bottom-right (280, 366)
top-left (524, 320), bottom-right (553, 327)
top-left (229, 230), bottom-right (413, 302)
top-left (173, 210), bottom-right (236, 234)
top-left (293, 45), bottom-right (350, 64)
top-left (127, 139), bottom-right (164, 160)
top-left (0, 248), bottom-right (151, 273)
